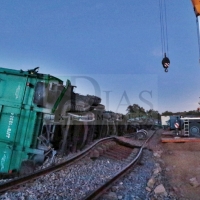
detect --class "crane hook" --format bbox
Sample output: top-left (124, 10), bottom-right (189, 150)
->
top-left (162, 53), bottom-right (170, 73)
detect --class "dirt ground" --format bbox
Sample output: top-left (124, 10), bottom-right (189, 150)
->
top-left (148, 129), bottom-right (200, 200)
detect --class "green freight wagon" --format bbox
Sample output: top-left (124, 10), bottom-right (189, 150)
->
top-left (0, 67), bottom-right (72, 174)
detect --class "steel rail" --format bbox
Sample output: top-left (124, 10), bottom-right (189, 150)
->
top-left (82, 130), bottom-right (157, 200)
top-left (0, 136), bottom-right (117, 194)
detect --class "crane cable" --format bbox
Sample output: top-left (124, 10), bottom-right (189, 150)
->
top-left (196, 17), bottom-right (200, 63)
top-left (159, 0), bottom-right (169, 55)
top-left (159, 0), bottom-right (170, 72)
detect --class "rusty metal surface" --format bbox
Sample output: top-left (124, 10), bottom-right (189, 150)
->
top-left (161, 137), bottom-right (200, 143)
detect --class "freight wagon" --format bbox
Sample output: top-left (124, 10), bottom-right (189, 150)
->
top-left (0, 67), bottom-right (153, 175)
top-left (0, 67), bottom-right (106, 175)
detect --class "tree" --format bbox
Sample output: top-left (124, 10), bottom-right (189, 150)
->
top-left (146, 109), bottom-right (161, 120)
top-left (126, 104), bottom-right (146, 119)
top-left (161, 111), bottom-right (173, 116)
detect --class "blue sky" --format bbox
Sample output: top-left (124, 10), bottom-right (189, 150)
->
top-left (0, 0), bottom-right (199, 114)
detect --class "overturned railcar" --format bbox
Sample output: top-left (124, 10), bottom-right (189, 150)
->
top-left (0, 67), bottom-right (101, 174)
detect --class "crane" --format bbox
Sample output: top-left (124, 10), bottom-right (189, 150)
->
top-left (191, 0), bottom-right (200, 62)
top-left (191, 0), bottom-right (200, 16)
top-left (159, 0), bottom-right (170, 72)
top-left (160, 0), bottom-right (200, 72)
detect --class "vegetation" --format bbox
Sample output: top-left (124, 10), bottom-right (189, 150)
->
top-left (126, 104), bottom-right (200, 120)
top-left (126, 104), bottom-right (160, 120)
top-left (161, 110), bottom-right (200, 117)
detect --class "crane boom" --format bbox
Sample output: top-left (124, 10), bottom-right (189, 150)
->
top-left (191, 0), bottom-right (200, 16)
top-left (191, 0), bottom-right (200, 63)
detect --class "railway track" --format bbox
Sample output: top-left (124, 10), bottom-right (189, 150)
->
top-left (83, 130), bottom-right (156, 200)
top-left (0, 137), bottom-right (115, 191)
top-left (0, 130), bottom-right (155, 199)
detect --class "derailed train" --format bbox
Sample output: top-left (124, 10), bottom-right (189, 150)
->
top-left (0, 67), bottom-right (131, 175)
top-left (0, 67), bottom-right (155, 175)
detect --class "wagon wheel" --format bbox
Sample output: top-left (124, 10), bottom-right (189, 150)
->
top-left (135, 130), bottom-right (147, 140)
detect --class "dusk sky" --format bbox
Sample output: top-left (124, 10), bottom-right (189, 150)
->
top-left (0, 0), bottom-right (200, 114)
